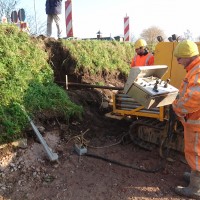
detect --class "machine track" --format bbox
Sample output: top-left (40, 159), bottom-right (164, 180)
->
top-left (129, 118), bottom-right (184, 156)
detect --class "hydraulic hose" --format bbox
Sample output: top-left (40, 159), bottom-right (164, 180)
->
top-left (84, 152), bottom-right (164, 173)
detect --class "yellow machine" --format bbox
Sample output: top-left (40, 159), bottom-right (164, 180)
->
top-left (110, 41), bottom-right (200, 154)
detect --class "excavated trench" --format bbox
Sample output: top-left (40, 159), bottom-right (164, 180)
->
top-left (42, 37), bottom-right (131, 140)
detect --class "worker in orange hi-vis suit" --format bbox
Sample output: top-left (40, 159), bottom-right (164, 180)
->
top-left (130, 39), bottom-right (154, 67)
top-left (172, 40), bottom-right (200, 199)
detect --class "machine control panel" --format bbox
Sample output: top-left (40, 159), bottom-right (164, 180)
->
top-left (135, 76), bottom-right (178, 96)
top-left (123, 65), bottom-right (179, 108)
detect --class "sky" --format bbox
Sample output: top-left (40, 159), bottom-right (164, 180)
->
top-left (17, 0), bottom-right (200, 40)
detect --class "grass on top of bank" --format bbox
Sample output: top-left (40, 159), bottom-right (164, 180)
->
top-left (62, 39), bottom-right (135, 76)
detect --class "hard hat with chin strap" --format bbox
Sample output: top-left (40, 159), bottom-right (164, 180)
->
top-left (174, 40), bottom-right (199, 58)
top-left (135, 39), bottom-right (147, 49)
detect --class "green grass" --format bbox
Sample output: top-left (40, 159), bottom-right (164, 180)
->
top-left (62, 40), bottom-right (135, 76)
top-left (0, 26), bottom-right (137, 144)
top-left (0, 25), bottom-right (82, 144)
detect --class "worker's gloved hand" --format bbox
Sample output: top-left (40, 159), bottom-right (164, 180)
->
top-left (177, 115), bottom-right (187, 122)
top-left (176, 112), bottom-right (186, 118)
top-left (178, 117), bottom-right (185, 122)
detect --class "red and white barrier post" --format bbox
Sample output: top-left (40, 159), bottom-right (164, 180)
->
top-left (65, 0), bottom-right (73, 37)
top-left (124, 15), bottom-right (130, 42)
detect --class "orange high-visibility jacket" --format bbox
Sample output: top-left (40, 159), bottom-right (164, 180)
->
top-left (130, 53), bottom-right (154, 67)
top-left (172, 56), bottom-right (200, 171)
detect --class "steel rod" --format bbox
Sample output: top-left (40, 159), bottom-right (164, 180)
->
top-left (67, 82), bottom-right (124, 90)
top-left (66, 75), bottom-right (123, 90)
top-left (116, 106), bottom-right (159, 114)
top-left (116, 94), bottom-right (130, 97)
top-left (116, 104), bottom-right (159, 111)
top-left (116, 97), bottom-right (138, 103)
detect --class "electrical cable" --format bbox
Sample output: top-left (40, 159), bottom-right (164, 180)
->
top-left (87, 133), bottom-right (128, 149)
top-left (84, 152), bottom-right (164, 173)
top-left (71, 129), bottom-right (164, 173)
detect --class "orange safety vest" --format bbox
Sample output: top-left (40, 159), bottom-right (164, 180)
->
top-left (130, 53), bottom-right (154, 67)
top-left (172, 56), bottom-right (200, 171)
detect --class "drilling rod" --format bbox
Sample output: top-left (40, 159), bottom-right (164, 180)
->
top-left (65, 75), bottom-right (123, 90)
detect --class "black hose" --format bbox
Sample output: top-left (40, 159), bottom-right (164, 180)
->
top-left (84, 152), bottom-right (164, 173)
top-left (160, 105), bottom-right (178, 158)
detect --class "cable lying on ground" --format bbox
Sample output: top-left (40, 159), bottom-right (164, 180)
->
top-left (72, 130), bottom-right (164, 173)
top-left (83, 152), bottom-right (164, 173)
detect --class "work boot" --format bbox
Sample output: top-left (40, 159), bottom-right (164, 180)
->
top-left (175, 170), bottom-right (200, 199)
top-left (183, 171), bottom-right (190, 183)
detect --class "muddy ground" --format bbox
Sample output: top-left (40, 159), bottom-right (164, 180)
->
top-left (0, 38), bottom-right (194, 200)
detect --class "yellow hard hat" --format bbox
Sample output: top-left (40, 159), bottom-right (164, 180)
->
top-left (174, 40), bottom-right (199, 58)
top-left (135, 39), bottom-right (147, 49)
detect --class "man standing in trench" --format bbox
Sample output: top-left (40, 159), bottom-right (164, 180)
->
top-left (172, 40), bottom-right (200, 198)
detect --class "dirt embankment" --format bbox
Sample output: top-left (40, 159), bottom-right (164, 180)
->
top-left (42, 37), bottom-right (126, 87)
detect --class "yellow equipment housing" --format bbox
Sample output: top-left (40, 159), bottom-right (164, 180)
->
top-left (110, 41), bottom-right (200, 153)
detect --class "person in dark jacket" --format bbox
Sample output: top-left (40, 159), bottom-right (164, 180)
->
top-left (46, 0), bottom-right (62, 38)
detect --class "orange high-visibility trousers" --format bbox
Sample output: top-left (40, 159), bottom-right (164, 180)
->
top-left (172, 57), bottom-right (200, 171)
top-left (183, 122), bottom-right (200, 171)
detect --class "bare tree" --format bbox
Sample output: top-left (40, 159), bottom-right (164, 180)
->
top-left (26, 14), bottom-right (46, 36)
top-left (140, 26), bottom-right (166, 52)
top-left (0, 0), bottom-right (46, 36)
top-left (130, 32), bottom-right (137, 42)
top-left (0, 0), bottom-right (19, 22)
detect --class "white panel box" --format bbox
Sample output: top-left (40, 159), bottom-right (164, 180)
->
top-left (123, 65), bottom-right (179, 109)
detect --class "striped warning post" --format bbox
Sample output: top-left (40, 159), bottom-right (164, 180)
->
top-left (124, 16), bottom-right (130, 42)
top-left (65, 0), bottom-right (73, 37)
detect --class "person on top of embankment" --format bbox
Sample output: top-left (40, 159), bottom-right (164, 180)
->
top-left (46, 0), bottom-right (62, 39)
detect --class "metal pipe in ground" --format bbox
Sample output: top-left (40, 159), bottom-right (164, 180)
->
top-left (117, 106), bottom-right (160, 114)
top-left (29, 118), bottom-right (59, 161)
top-left (65, 75), bottom-right (124, 90)
top-left (20, 105), bottom-right (59, 162)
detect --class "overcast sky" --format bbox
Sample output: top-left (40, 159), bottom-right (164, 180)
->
top-left (18, 0), bottom-right (200, 40)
